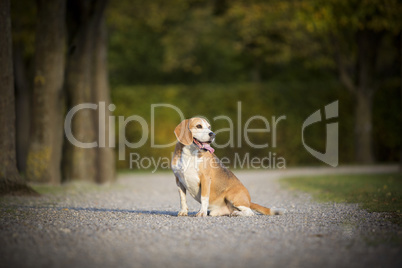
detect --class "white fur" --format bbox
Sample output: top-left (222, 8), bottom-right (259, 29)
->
top-left (196, 196), bottom-right (209, 217)
top-left (191, 118), bottom-right (213, 143)
top-left (209, 205), bottom-right (231, 217)
top-left (231, 206), bottom-right (255, 217)
top-left (200, 196), bottom-right (209, 214)
top-left (177, 185), bottom-right (188, 215)
top-left (270, 208), bottom-right (286, 215)
top-left (172, 144), bottom-right (202, 202)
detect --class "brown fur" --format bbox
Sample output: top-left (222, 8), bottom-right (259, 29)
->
top-left (174, 119), bottom-right (193, 146)
top-left (172, 118), bottom-right (277, 217)
top-left (250, 203), bottom-right (272, 215)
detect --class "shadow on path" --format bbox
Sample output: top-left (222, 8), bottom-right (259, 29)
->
top-left (4, 205), bottom-right (186, 216)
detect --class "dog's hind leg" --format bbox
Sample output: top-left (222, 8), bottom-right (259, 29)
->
top-left (231, 206), bottom-right (255, 217)
top-left (224, 192), bottom-right (254, 217)
top-left (209, 205), bottom-right (231, 217)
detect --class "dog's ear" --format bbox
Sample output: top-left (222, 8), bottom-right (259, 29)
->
top-left (174, 119), bottom-right (193, 145)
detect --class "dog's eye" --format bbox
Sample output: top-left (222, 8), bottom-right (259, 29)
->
top-left (196, 124), bottom-right (202, 129)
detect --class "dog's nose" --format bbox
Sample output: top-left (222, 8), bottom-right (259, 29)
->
top-left (209, 132), bottom-right (215, 138)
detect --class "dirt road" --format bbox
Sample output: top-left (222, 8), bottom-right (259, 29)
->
top-left (0, 166), bottom-right (401, 268)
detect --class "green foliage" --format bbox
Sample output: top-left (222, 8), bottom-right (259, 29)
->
top-left (10, 0), bottom-right (36, 57)
top-left (111, 81), bottom-right (355, 169)
top-left (111, 80), bottom-right (401, 170)
top-left (12, 0), bottom-right (401, 85)
top-left (297, 0), bottom-right (402, 80)
top-left (282, 173), bottom-right (402, 224)
top-left (106, 0), bottom-right (401, 87)
top-left (299, 0), bottom-right (402, 34)
top-left (106, 0), bottom-right (344, 85)
top-left (11, 0), bottom-right (401, 171)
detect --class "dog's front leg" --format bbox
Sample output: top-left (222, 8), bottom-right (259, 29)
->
top-left (176, 177), bottom-right (188, 216)
top-left (196, 174), bottom-right (210, 217)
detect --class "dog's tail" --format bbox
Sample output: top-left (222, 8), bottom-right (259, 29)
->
top-left (250, 203), bottom-right (285, 215)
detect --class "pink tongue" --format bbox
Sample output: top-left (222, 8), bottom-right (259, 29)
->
top-left (202, 142), bottom-right (214, 154)
top-left (194, 139), bottom-right (215, 153)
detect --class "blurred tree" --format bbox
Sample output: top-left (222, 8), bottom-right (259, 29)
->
top-left (400, 33), bottom-right (402, 173)
top-left (63, 0), bottom-right (114, 183)
top-left (222, 0), bottom-right (295, 82)
top-left (92, 16), bottom-right (115, 183)
top-left (299, 0), bottom-right (402, 164)
top-left (26, 0), bottom-right (66, 184)
top-left (0, 0), bottom-right (36, 195)
top-left (159, 0), bottom-right (323, 83)
top-left (162, 0), bottom-right (250, 82)
top-left (107, 0), bottom-right (191, 84)
top-left (11, 0), bottom-right (36, 173)
top-left (107, 0), bottom-right (328, 85)
top-left (13, 42), bottom-right (30, 173)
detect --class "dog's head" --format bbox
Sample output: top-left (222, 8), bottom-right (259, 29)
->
top-left (174, 118), bottom-right (216, 152)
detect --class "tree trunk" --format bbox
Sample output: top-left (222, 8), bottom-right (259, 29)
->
top-left (354, 91), bottom-right (374, 164)
top-left (63, 0), bottom-right (108, 182)
top-left (250, 58), bottom-right (261, 83)
top-left (399, 32), bottom-right (402, 173)
top-left (355, 30), bottom-right (382, 164)
top-left (353, 29), bottom-right (381, 164)
top-left (336, 29), bottom-right (382, 164)
top-left (13, 43), bottom-right (30, 173)
top-left (92, 16), bottom-right (115, 183)
top-left (26, 0), bottom-right (66, 184)
top-left (0, 0), bottom-right (37, 195)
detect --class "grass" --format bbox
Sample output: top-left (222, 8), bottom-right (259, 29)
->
top-left (281, 173), bottom-right (402, 224)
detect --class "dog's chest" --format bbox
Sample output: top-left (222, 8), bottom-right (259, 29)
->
top-left (172, 146), bottom-right (202, 201)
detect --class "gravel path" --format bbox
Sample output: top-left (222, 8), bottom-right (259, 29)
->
top-left (1, 166), bottom-right (401, 268)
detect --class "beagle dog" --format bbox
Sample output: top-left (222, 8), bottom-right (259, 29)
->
top-left (171, 117), bottom-right (283, 217)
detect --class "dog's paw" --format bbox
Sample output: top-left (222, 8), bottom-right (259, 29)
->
top-left (230, 211), bottom-right (241, 217)
top-left (196, 210), bottom-right (207, 217)
top-left (230, 209), bottom-right (254, 217)
top-left (177, 210), bottom-right (188, 216)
